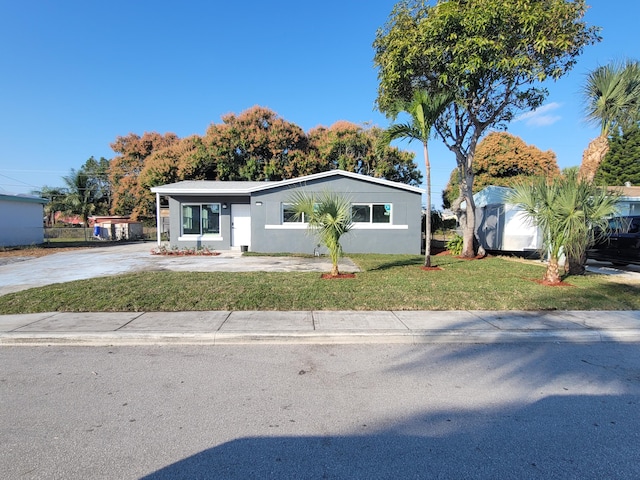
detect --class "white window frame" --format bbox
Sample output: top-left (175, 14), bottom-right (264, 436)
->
top-left (282, 203), bottom-right (307, 224)
top-left (351, 203), bottom-right (392, 224)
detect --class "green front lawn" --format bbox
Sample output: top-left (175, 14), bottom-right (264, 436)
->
top-left (0, 254), bottom-right (638, 313)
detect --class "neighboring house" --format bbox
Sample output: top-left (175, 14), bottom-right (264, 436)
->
top-left (151, 169), bottom-right (424, 254)
top-left (0, 193), bottom-right (48, 247)
top-left (473, 186), bottom-right (542, 254)
top-left (90, 216), bottom-right (144, 241)
top-left (615, 185), bottom-right (640, 215)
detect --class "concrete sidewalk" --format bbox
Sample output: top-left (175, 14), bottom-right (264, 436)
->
top-left (1, 310), bottom-right (639, 346)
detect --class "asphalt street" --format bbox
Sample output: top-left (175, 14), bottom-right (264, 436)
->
top-left (2, 343), bottom-right (639, 479)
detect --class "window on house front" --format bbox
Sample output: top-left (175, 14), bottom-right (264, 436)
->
top-left (282, 203), bottom-right (303, 223)
top-left (182, 203), bottom-right (220, 235)
top-left (282, 203), bottom-right (319, 223)
top-left (351, 203), bottom-right (392, 223)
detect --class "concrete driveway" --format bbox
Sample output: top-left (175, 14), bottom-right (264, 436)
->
top-left (0, 243), bottom-right (360, 296)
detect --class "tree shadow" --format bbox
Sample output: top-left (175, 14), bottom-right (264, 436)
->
top-left (141, 393), bottom-right (640, 479)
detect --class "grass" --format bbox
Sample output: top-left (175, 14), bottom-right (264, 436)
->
top-left (0, 254), bottom-right (638, 314)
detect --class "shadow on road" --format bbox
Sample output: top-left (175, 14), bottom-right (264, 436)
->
top-left (142, 393), bottom-right (639, 479)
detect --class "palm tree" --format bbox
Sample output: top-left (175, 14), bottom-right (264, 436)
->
top-left (507, 170), bottom-right (620, 284)
top-left (63, 168), bottom-right (99, 241)
top-left (32, 186), bottom-right (69, 227)
top-left (378, 90), bottom-right (453, 267)
top-left (290, 190), bottom-right (353, 276)
top-left (580, 60), bottom-right (640, 182)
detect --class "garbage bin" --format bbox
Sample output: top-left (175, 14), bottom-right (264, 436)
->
top-left (240, 245), bottom-right (248, 252)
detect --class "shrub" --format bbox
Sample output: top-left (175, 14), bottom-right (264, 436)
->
top-left (446, 234), bottom-right (464, 256)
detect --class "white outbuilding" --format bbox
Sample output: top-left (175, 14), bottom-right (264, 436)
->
top-left (0, 193), bottom-right (48, 247)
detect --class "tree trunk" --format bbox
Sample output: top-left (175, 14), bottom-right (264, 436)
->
top-left (566, 251), bottom-right (587, 276)
top-left (423, 143), bottom-right (432, 267)
top-left (459, 170), bottom-right (476, 258)
top-left (578, 135), bottom-right (609, 182)
top-left (330, 263), bottom-right (340, 276)
top-left (543, 256), bottom-right (562, 284)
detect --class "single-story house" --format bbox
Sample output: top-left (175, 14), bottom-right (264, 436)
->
top-left (151, 169), bottom-right (424, 254)
top-left (90, 216), bottom-right (144, 241)
top-left (0, 192), bottom-right (48, 247)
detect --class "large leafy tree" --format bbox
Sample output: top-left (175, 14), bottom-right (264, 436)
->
top-left (594, 127), bottom-right (640, 186)
top-left (289, 190), bottom-right (353, 277)
top-left (374, 0), bottom-right (600, 257)
top-left (507, 170), bottom-right (620, 284)
top-left (580, 60), bottom-right (640, 182)
top-left (307, 121), bottom-right (422, 186)
top-left (379, 90), bottom-right (453, 267)
top-left (107, 107), bottom-right (423, 220)
top-left (203, 106), bottom-right (308, 181)
top-left (442, 132), bottom-right (560, 207)
top-left (109, 132), bottom-right (179, 219)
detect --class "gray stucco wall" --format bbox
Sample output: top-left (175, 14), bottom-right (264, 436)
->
top-left (250, 176), bottom-right (422, 254)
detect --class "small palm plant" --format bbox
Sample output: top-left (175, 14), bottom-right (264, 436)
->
top-left (289, 190), bottom-right (353, 276)
top-left (507, 170), bottom-right (619, 284)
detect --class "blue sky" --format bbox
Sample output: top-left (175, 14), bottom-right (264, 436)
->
top-left (0, 0), bottom-right (638, 208)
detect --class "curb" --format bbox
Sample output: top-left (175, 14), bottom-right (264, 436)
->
top-left (2, 329), bottom-right (640, 346)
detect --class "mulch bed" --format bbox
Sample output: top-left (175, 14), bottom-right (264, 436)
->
top-left (321, 273), bottom-right (356, 279)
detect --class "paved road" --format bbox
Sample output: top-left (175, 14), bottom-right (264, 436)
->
top-left (2, 343), bottom-right (639, 479)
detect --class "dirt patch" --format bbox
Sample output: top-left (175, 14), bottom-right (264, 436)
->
top-left (320, 273), bottom-right (356, 279)
top-left (533, 279), bottom-right (574, 287)
top-left (0, 246), bottom-right (90, 258)
top-left (420, 266), bottom-right (443, 271)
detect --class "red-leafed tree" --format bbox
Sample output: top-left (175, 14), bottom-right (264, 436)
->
top-left (443, 132), bottom-right (560, 207)
top-left (109, 132), bottom-right (179, 219)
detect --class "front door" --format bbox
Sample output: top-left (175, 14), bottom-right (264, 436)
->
top-left (231, 204), bottom-right (251, 249)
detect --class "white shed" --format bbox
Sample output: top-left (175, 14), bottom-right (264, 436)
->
top-left (0, 193), bottom-right (48, 247)
top-left (474, 186), bottom-right (542, 253)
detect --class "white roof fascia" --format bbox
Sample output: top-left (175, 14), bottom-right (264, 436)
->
top-left (151, 170), bottom-right (425, 195)
top-left (248, 169), bottom-right (425, 194)
top-left (151, 181), bottom-right (263, 195)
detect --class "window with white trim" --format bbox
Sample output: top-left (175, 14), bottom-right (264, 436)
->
top-left (182, 203), bottom-right (220, 235)
top-left (282, 203), bottom-right (304, 223)
top-left (282, 203), bottom-right (319, 224)
top-left (351, 203), bottom-right (392, 224)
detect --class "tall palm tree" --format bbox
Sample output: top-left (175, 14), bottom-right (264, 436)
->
top-left (290, 190), bottom-right (353, 276)
top-left (507, 170), bottom-right (620, 284)
top-left (580, 60), bottom-right (640, 182)
top-left (63, 168), bottom-right (99, 241)
top-left (378, 90), bottom-right (453, 267)
top-left (32, 186), bottom-right (69, 227)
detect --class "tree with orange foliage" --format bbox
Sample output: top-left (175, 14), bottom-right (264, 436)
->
top-left (307, 121), bottom-right (421, 186)
top-left (443, 132), bottom-right (560, 207)
top-left (109, 132), bottom-right (179, 219)
top-left (202, 106), bottom-right (308, 181)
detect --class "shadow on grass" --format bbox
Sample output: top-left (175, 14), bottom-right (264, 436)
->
top-left (365, 256), bottom-right (424, 271)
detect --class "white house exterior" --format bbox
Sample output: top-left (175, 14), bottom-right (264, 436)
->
top-left (0, 193), bottom-right (48, 247)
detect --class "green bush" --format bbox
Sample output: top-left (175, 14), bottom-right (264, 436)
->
top-left (446, 234), bottom-right (463, 255)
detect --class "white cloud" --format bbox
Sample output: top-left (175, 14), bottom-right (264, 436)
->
top-left (514, 102), bottom-right (562, 127)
